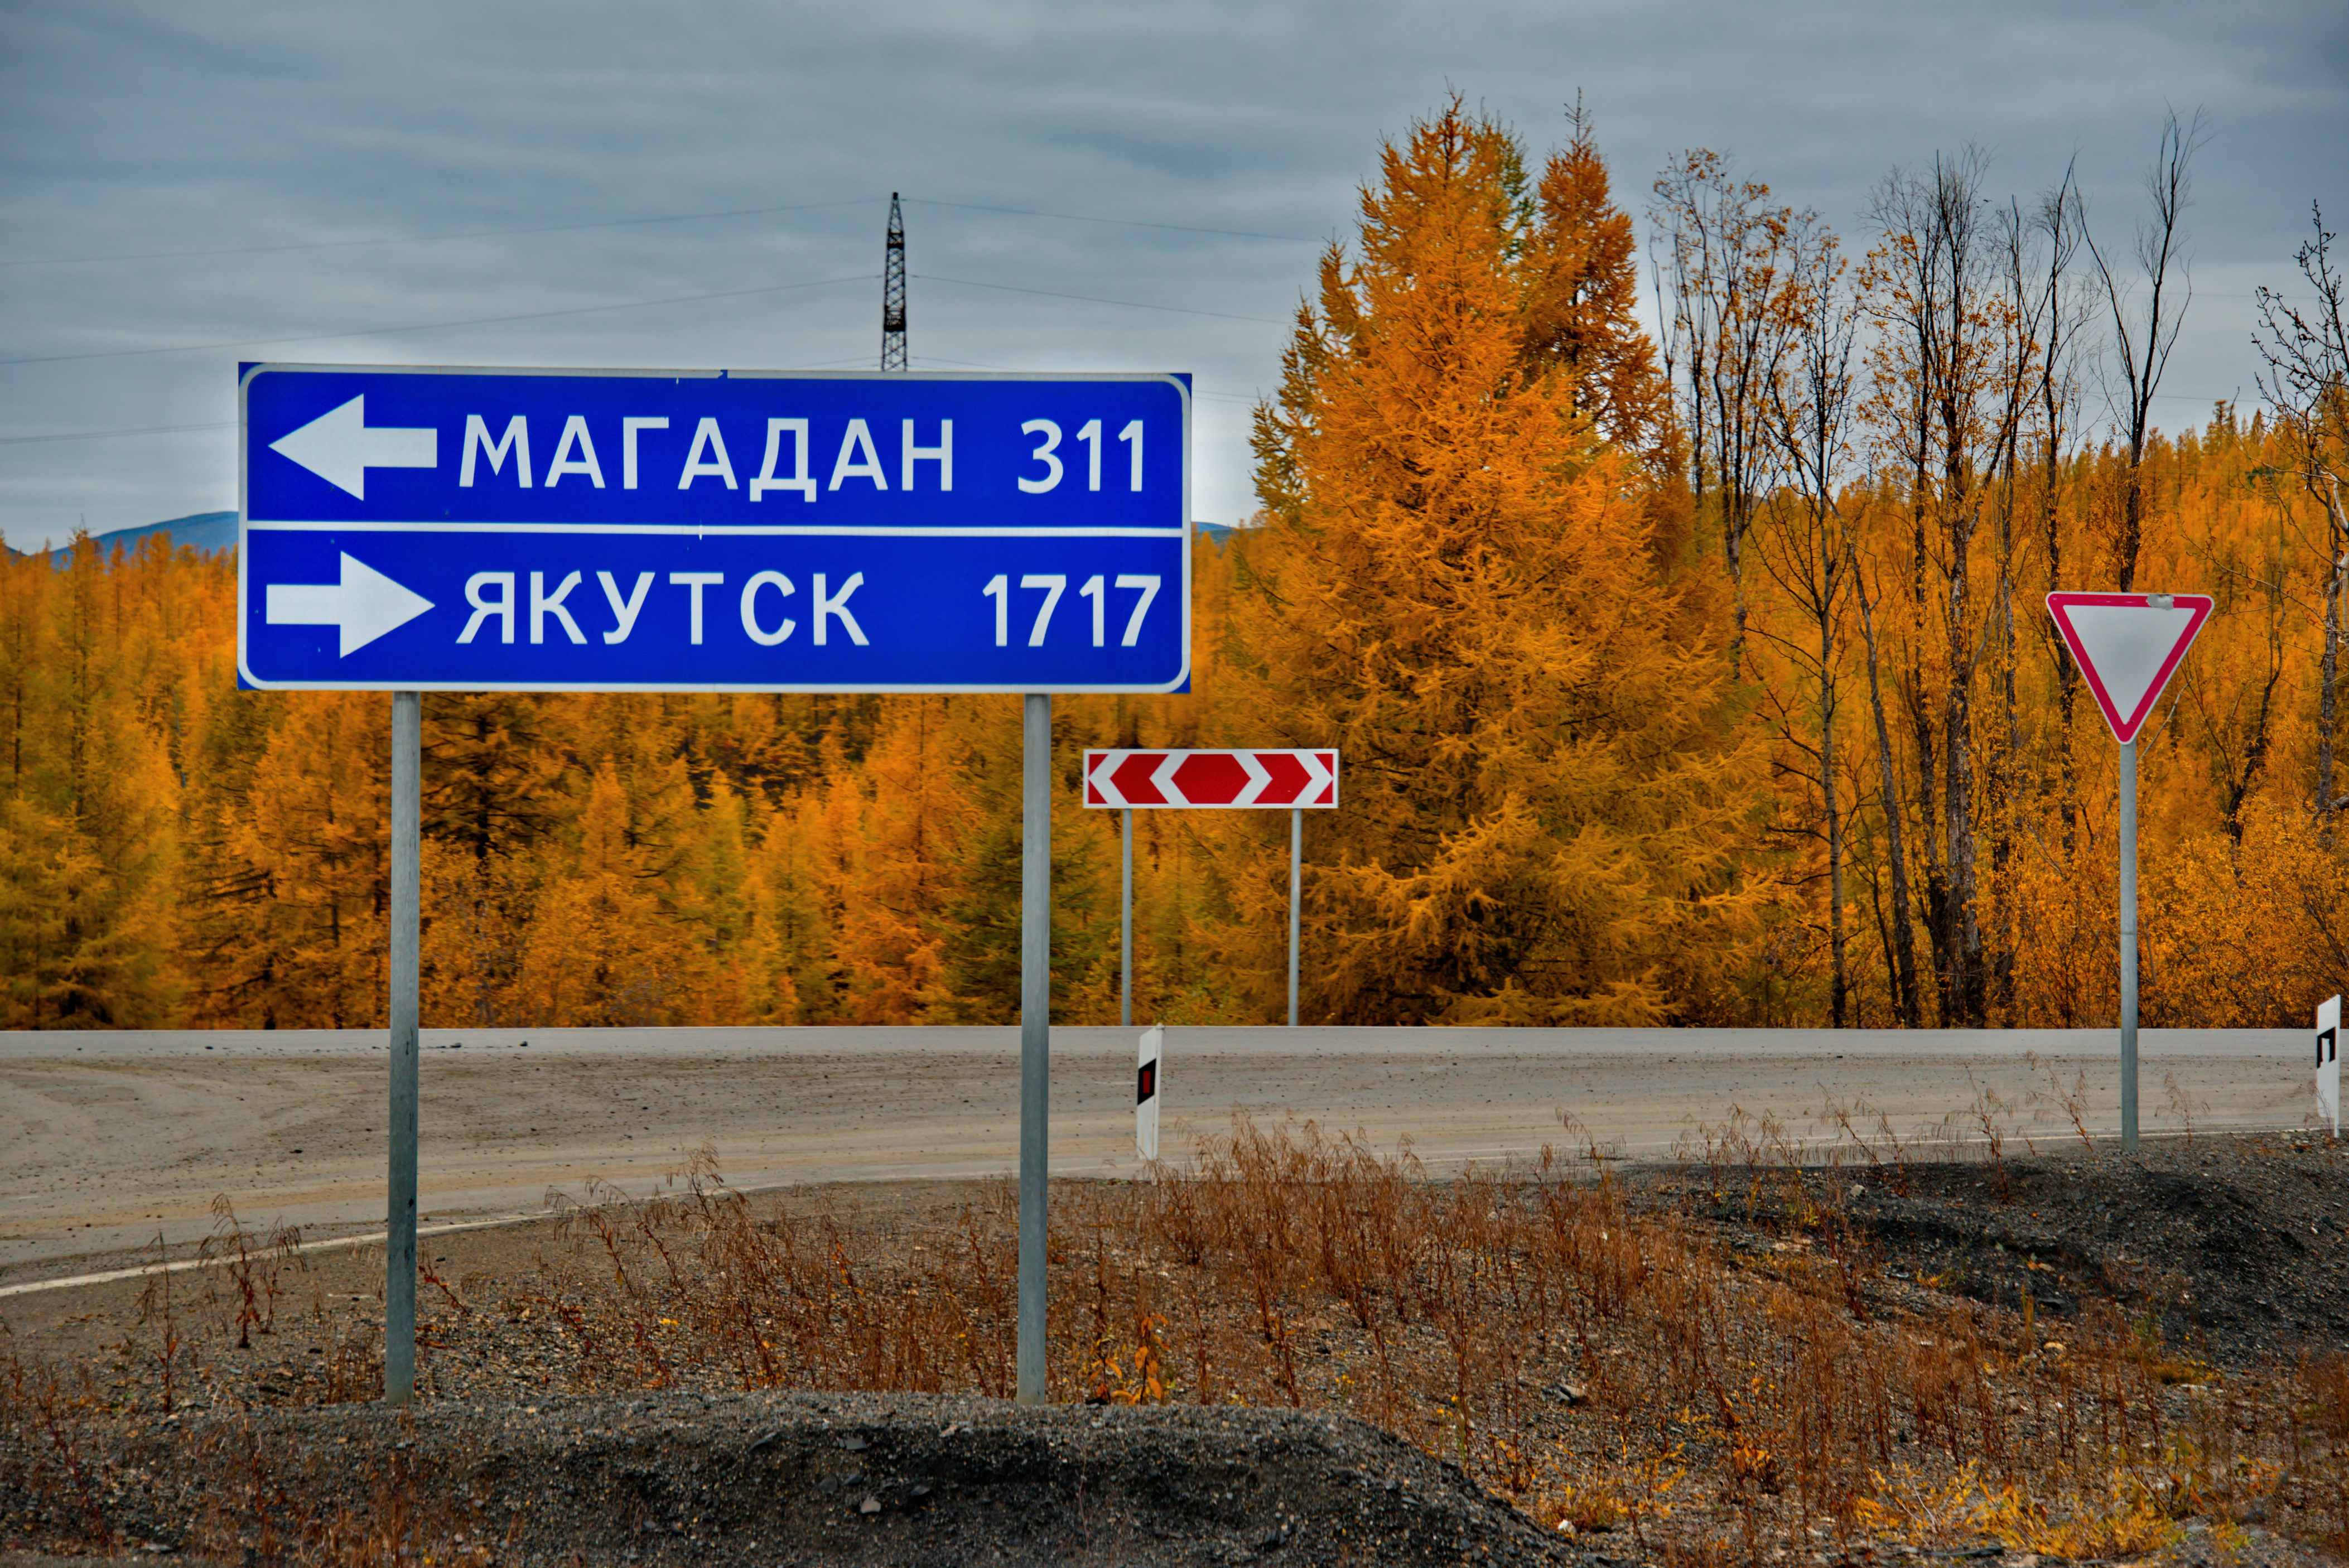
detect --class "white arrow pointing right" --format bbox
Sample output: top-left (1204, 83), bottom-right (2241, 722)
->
top-left (268, 395), bottom-right (437, 500)
top-left (266, 553), bottom-right (436, 656)
top-left (1233, 750), bottom-right (1272, 805)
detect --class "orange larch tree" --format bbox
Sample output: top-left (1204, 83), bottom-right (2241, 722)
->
top-left (1239, 99), bottom-right (1762, 1024)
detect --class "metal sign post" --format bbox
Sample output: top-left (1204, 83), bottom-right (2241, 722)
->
top-left (386, 690), bottom-right (419, 1405)
top-left (1289, 808), bottom-right (1302, 1027)
top-left (2046, 591), bottom-right (2211, 1152)
top-left (1083, 748), bottom-right (1337, 1027)
top-left (2118, 737), bottom-right (2138, 1147)
top-left (1120, 808), bottom-right (1134, 1029)
top-left (239, 364), bottom-right (1191, 1407)
top-left (1017, 694), bottom-right (1050, 1404)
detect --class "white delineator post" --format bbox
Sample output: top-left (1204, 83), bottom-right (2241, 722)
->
top-left (1136, 1024), bottom-right (1164, 1161)
top-left (2044, 591), bottom-right (2211, 1154)
top-left (386, 691), bottom-right (421, 1405)
top-left (2319, 994), bottom-right (2341, 1138)
top-left (1016, 694), bottom-right (1050, 1406)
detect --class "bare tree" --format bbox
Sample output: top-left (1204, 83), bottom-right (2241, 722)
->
top-left (1849, 546), bottom-right (1924, 1028)
top-left (2254, 202), bottom-right (2349, 818)
top-left (2084, 108), bottom-right (2205, 591)
top-left (1651, 150), bottom-right (1809, 666)
top-left (1862, 148), bottom-right (2019, 1027)
top-left (1984, 196), bottom-right (2053, 1018)
top-left (2030, 164), bottom-right (2091, 843)
top-left (2178, 452), bottom-right (2287, 847)
top-left (1755, 217), bottom-right (1863, 1023)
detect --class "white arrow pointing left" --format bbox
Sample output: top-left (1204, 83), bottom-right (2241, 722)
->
top-left (268, 395), bottom-right (436, 499)
top-left (266, 552), bottom-right (435, 657)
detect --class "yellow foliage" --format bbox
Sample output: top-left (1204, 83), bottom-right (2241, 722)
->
top-left (1858, 1460), bottom-right (2186, 1559)
top-left (2, 112), bottom-right (2345, 1034)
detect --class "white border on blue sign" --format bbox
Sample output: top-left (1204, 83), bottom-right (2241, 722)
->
top-left (236, 363), bottom-right (1193, 694)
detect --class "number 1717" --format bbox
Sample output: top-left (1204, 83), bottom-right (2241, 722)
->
top-left (983, 573), bottom-right (1161, 648)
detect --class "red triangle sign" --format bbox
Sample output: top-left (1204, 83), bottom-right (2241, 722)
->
top-left (2046, 591), bottom-right (2212, 744)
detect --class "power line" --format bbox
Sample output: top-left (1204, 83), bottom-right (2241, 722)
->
top-left (905, 197), bottom-right (1321, 245)
top-left (914, 273), bottom-right (1287, 325)
top-left (0, 366), bottom-right (1264, 449)
top-left (0, 381), bottom-right (2234, 451)
top-left (0, 273), bottom-right (877, 369)
top-left (0, 199), bottom-right (877, 270)
top-left (909, 352), bottom-right (1260, 402)
top-left (0, 420), bottom-right (233, 447)
top-left (1, 191), bottom-right (1324, 273)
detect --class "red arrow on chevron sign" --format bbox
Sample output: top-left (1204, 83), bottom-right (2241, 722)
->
top-left (1083, 749), bottom-right (1338, 809)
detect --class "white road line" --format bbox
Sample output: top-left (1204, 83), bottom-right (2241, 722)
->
top-left (2, 1157), bottom-right (1070, 1299)
top-left (1, 1213), bottom-right (528, 1300)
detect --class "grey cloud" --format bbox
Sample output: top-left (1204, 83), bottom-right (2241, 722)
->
top-left (1, 0), bottom-right (2343, 547)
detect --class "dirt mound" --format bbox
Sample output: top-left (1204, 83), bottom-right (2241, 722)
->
top-left (42, 1391), bottom-right (1604, 1567)
top-left (1664, 1132), bottom-right (2349, 1364)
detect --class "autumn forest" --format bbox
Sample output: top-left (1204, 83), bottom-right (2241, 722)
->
top-left (5, 100), bottom-right (2347, 1034)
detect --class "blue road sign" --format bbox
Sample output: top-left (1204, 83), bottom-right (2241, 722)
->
top-left (238, 365), bottom-right (1192, 692)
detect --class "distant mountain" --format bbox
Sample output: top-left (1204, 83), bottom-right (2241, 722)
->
top-left (30, 511), bottom-right (237, 566)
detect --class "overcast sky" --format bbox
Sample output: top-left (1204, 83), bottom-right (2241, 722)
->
top-left (2, 0), bottom-right (2344, 551)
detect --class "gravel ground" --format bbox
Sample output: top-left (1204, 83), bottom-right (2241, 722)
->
top-left (2154, 1521), bottom-right (2348, 1568)
top-left (8, 1131), bottom-right (2348, 1566)
top-left (8, 1401), bottom-right (2345, 1568)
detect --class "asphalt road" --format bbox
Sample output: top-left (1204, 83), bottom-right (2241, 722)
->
top-left (0, 1024), bottom-right (2318, 1286)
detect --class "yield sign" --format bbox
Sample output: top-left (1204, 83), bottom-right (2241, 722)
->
top-left (2046, 592), bottom-right (2212, 744)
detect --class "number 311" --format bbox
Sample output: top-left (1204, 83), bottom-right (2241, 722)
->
top-left (1018, 419), bottom-right (1142, 493)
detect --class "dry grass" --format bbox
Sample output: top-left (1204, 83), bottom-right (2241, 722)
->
top-left (468, 1122), bottom-right (2349, 1561)
top-left (6, 1120), bottom-right (2349, 1565)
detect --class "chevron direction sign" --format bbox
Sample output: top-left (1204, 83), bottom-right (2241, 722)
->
top-left (1082, 748), bottom-right (1338, 809)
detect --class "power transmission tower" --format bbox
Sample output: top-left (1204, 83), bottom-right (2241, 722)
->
top-left (881, 192), bottom-right (908, 371)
